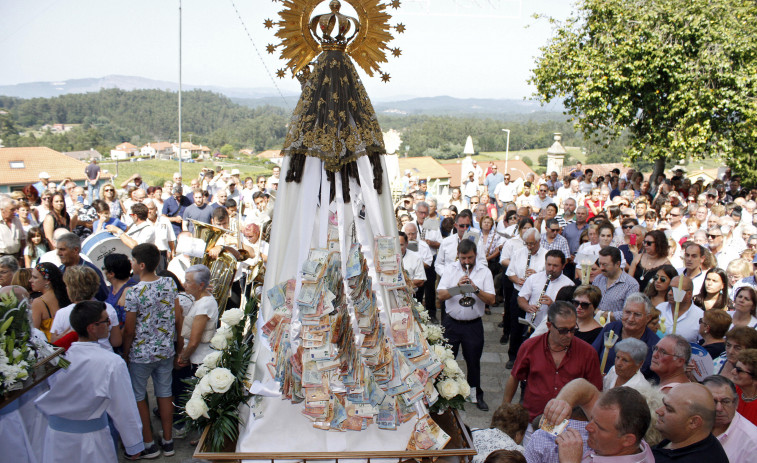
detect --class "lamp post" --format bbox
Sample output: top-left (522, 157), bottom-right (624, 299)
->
top-left (502, 129), bottom-right (511, 173)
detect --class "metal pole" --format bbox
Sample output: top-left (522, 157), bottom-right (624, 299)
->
top-left (502, 129), bottom-right (510, 172)
top-left (178, 0), bottom-right (183, 178)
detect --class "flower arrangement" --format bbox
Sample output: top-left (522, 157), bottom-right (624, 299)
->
top-left (181, 296), bottom-right (259, 452)
top-left (412, 301), bottom-right (470, 414)
top-left (0, 292), bottom-right (68, 397)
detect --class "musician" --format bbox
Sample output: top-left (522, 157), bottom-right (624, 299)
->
top-left (399, 231), bottom-right (426, 289)
top-left (505, 228), bottom-right (547, 368)
top-left (437, 239), bottom-right (495, 412)
top-left (435, 210), bottom-right (487, 279)
top-left (518, 249), bottom-right (574, 331)
top-left (108, 203), bottom-right (155, 249)
top-left (206, 207), bottom-right (245, 261)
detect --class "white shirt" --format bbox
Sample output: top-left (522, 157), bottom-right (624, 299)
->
top-left (402, 250), bottom-right (426, 285)
top-left (603, 367), bottom-right (649, 391)
top-left (416, 221), bottom-right (443, 255)
top-left (669, 223), bottom-right (689, 243)
top-left (677, 267), bottom-right (706, 296)
top-left (412, 240), bottom-right (433, 267)
top-left (35, 342), bottom-right (145, 460)
top-left (575, 243), bottom-right (626, 270)
top-left (494, 181), bottom-right (518, 203)
top-left (151, 216), bottom-right (176, 252)
top-left (657, 301), bottom-right (704, 343)
top-left (167, 254), bottom-right (192, 284)
top-left (714, 248), bottom-right (739, 270)
top-left (530, 195), bottom-right (555, 212)
top-left (717, 412), bottom-right (757, 463)
top-left (51, 302), bottom-right (119, 351)
top-left (518, 271), bottom-right (574, 327)
top-left (506, 246), bottom-right (548, 291)
top-left (125, 220), bottom-right (156, 245)
top-left (183, 295), bottom-right (219, 364)
top-left (437, 261), bottom-right (494, 320)
top-left (462, 179), bottom-right (479, 198)
top-left (499, 236), bottom-right (524, 264)
top-left (435, 233), bottom-right (487, 277)
top-left (579, 180), bottom-right (596, 195)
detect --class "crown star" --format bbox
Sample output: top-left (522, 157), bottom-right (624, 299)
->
top-left (390, 0), bottom-right (401, 8)
top-left (263, 18), bottom-right (275, 29)
top-left (395, 23), bottom-right (406, 33)
top-left (391, 47), bottom-right (402, 57)
top-left (266, 44), bottom-right (276, 54)
top-left (380, 72), bottom-right (391, 83)
top-left (276, 68), bottom-right (287, 78)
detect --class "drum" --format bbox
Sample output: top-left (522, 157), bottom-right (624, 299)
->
top-left (81, 232), bottom-right (132, 269)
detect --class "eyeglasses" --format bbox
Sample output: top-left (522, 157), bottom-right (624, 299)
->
top-left (92, 317), bottom-right (110, 327)
top-left (698, 318), bottom-right (707, 325)
top-left (571, 300), bottom-right (592, 309)
top-left (734, 366), bottom-right (756, 378)
top-left (553, 326), bottom-right (579, 335)
top-left (643, 240), bottom-right (655, 245)
top-left (713, 398), bottom-right (736, 407)
top-left (458, 223), bottom-right (471, 228)
top-left (549, 228), bottom-right (560, 232)
top-left (708, 234), bottom-right (722, 239)
top-left (652, 346), bottom-right (681, 358)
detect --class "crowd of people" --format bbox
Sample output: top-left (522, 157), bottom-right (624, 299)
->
top-left (0, 163), bottom-right (281, 461)
top-left (3, 158), bottom-right (757, 462)
top-left (396, 163), bottom-right (757, 463)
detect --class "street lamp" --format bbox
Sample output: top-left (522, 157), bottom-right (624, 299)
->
top-left (502, 129), bottom-right (511, 172)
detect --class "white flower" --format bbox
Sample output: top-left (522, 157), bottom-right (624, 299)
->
top-left (444, 359), bottom-right (462, 376)
top-left (457, 379), bottom-right (471, 398)
top-left (210, 333), bottom-right (228, 350)
top-left (437, 378), bottom-right (460, 400)
top-left (185, 397), bottom-right (210, 420)
top-left (432, 345), bottom-right (453, 361)
top-left (424, 325), bottom-right (442, 342)
top-left (195, 365), bottom-right (210, 379)
top-left (207, 367), bottom-right (235, 394)
top-left (202, 351), bottom-right (223, 369)
top-left (220, 308), bottom-right (244, 326)
top-left (197, 375), bottom-right (213, 396)
top-left (217, 325), bottom-right (234, 340)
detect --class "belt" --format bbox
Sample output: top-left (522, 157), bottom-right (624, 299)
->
top-left (0, 399), bottom-right (19, 415)
top-left (447, 316), bottom-right (482, 325)
top-left (48, 412), bottom-right (108, 433)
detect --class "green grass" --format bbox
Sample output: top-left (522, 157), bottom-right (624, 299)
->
top-left (477, 146), bottom-right (586, 164)
top-left (98, 158), bottom-right (275, 187)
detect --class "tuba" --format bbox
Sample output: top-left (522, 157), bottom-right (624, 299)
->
top-left (189, 219), bottom-right (238, 313)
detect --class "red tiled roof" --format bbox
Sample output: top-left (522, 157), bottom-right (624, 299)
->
top-left (257, 150), bottom-right (282, 159)
top-left (0, 147), bottom-right (110, 186)
top-left (397, 156), bottom-right (451, 181)
top-left (441, 159), bottom-right (536, 188)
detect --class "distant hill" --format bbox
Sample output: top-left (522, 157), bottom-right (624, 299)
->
top-left (0, 75), bottom-right (563, 117)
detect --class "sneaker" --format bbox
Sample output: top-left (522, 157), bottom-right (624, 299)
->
top-left (172, 425), bottom-right (187, 439)
top-left (161, 440), bottom-right (175, 457)
top-left (125, 444), bottom-right (161, 460)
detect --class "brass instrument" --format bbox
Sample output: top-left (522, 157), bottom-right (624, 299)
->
top-left (459, 263), bottom-right (476, 308)
top-left (190, 219), bottom-right (238, 313)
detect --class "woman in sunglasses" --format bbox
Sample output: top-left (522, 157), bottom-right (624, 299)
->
top-left (643, 264), bottom-right (678, 308)
top-left (100, 183), bottom-right (124, 221)
top-left (729, 348), bottom-right (757, 426)
top-left (571, 284), bottom-right (602, 344)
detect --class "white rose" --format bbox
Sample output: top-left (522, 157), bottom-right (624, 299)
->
top-left (210, 333), bottom-right (228, 350)
top-left (220, 308), bottom-right (244, 326)
top-left (217, 325), bottom-right (234, 340)
top-left (197, 375), bottom-right (213, 396)
top-left (195, 364), bottom-right (210, 379)
top-left (425, 325), bottom-right (442, 342)
top-left (444, 359), bottom-right (462, 376)
top-left (457, 379), bottom-right (471, 398)
top-left (185, 397), bottom-right (210, 420)
top-left (437, 378), bottom-right (460, 400)
top-left (207, 367), bottom-right (235, 394)
top-left (202, 351), bottom-right (223, 369)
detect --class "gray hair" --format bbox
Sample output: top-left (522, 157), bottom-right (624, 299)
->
top-left (0, 197), bottom-right (16, 209)
top-left (614, 338), bottom-right (648, 364)
top-left (402, 222), bottom-right (418, 233)
top-left (547, 301), bottom-right (577, 324)
top-left (701, 375), bottom-right (738, 400)
top-left (664, 334), bottom-right (692, 363)
top-left (415, 201), bottom-right (429, 211)
top-left (0, 255), bottom-right (19, 272)
top-left (185, 264), bottom-right (211, 287)
top-left (426, 198), bottom-right (437, 207)
top-left (624, 292), bottom-right (653, 315)
top-left (56, 233), bottom-right (81, 250)
top-left (522, 228), bottom-right (541, 241)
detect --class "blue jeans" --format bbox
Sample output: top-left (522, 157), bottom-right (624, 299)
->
top-left (87, 180), bottom-right (100, 203)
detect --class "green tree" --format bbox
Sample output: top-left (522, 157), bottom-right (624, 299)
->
top-left (531, 0), bottom-right (757, 183)
top-left (220, 143), bottom-right (235, 157)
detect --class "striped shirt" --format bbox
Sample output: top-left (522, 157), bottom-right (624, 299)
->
top-left (540, 234), bottom-right (571, 258)
top-left (593, 271), bottom-right (640, 317)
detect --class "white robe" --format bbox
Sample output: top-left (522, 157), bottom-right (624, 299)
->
top-left (35, 342), bottom-right (144, 463)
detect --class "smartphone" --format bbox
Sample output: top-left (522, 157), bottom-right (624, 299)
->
top-left (77, 195), bottom-right (84, 203)
top-left (629, 234), bottom-right (637, 246)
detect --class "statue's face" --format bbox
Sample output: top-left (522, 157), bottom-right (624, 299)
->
top-left (329, 0), bottom-right (340, 12)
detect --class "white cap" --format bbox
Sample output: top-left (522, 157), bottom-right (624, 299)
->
top-left (231, 169), bottom-right (240, 176)
top-left (39, 171), bottom-right (51, 179)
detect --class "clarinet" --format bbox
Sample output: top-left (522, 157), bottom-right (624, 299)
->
top-left (525, 278), bottom-right (551, 335)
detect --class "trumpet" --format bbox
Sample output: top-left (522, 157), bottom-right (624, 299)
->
top-left (459, 263), bottom-right (476, 308)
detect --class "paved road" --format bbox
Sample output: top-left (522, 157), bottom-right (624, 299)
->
top-left (119, 305), bottom-right (514, 462)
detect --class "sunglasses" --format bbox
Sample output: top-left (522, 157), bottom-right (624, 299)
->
top-left (549, 228), bottom-right (560, 232)
top-left (644, 240), bottom-right (655, 245)
top-left (622, 225), bottom-right (634, 229)
top-left (707, 234), bottom-right (722, 239)
top-left (734, 366), bottom-right (756, 378)
top-left (571, 300), bottom-right (592, 309)
top-left (458, 223), bottom-right (471, 228)
top-left (104, 189), bottom-right (114, 192)
top-left (553, 326), bottom-right (579, 335)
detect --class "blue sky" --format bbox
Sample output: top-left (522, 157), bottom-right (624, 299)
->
top-left (0, 0), bottom-right (574, 100)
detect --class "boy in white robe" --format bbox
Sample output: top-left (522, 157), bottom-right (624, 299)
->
top-left (35, 301), bottom-right (144, 462)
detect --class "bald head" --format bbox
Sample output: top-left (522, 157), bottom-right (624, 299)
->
top-left (669, 275), bottom-right (693, 293)
top-left (675, 383), bottom-right (716, 431)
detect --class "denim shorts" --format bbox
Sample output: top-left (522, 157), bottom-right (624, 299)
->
top-left (128, 357), bottom-right (173, 401)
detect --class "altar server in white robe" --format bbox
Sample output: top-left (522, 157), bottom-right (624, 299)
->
top-left (36, 301), bottom-right (144, 463)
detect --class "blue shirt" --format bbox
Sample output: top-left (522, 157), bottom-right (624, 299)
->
top-left (562, 222), bottom-right (588, 256)
top-left (162, 195), bottom-right (193, 235)
top-left (183, 204), bottom-right (213, 233)
top-left (93, 217), bottom-right (127, 232)
top-left (483, 173), bottom-right (504, 199)
top-left (592, 320), bottom-right (660, 379)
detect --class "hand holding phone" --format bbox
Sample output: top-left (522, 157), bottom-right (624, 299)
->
top-left (629, 234), bottom-right (637, 246)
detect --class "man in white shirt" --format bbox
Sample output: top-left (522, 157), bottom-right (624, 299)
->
top-left (668, 206), bottom-right (689, 243)
top-left (530, 184), bottom-right (556, 214)
top-left (494, 173), bottom-right (519, 208)
top-left (435, 210), bottom-right (486, 278)
top-left (462, 170), bottom-right (479, 207)
top-left (579, 169), bottom-right (596, 195)
top-left (707, 225), bottom-right (739, 270)
top-left (108, 203), bottom-right (155, 249)
top-left (437, 238), bottom-right (495, 411)
top-left (505, 228), bottom-right (548, 366)
top-left (657, 275), bottom-right (703, 343)
top-left (265, 166), bottom-right (281, 190)
top-left (518, 249), bottom-right (574, 330)
top-left (399, 231), bottom-right (425, 290)
top-left (678, 242), bottom-right (706, 296)
top-left (703, 375), bottom-right (757, 463)
top-left (145, 199), bottom-right (176, 272)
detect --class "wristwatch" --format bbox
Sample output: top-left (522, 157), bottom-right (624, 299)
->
top-left (474, 287), bottom-right (480, 294)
